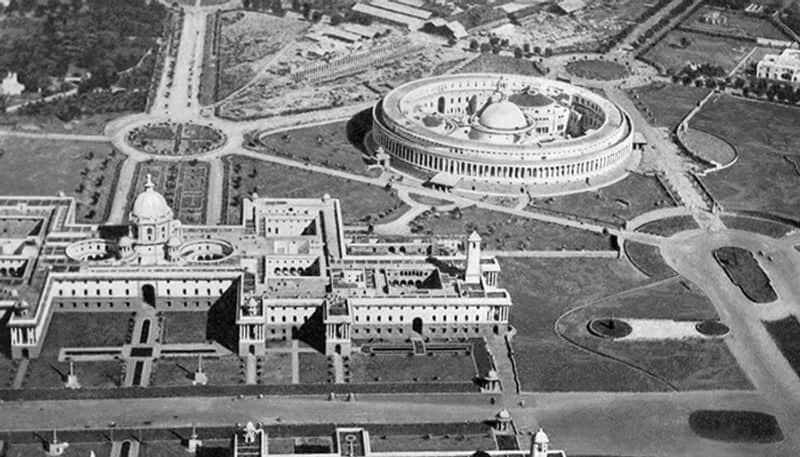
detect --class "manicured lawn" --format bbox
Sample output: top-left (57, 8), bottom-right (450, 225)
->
top-left (24, 359), bottom-right (122, 389)
top-left (370, 434), bottom-right (496, 452)
top-left (412, 206), bottom-right (615, 251)
top-left (0, 137), bottom-right (123, 223)
top-left (565, 59), bottom-right (629, 80)
top-left (42, 313), bottom-right (134, 357)
top-left (409, 193), bottom-right (454, 207)
top-left (253, 120), bottom-right (370, 175)
top-left (600, 277), bottom-right (719, 321)
top-left (529, 173), bottom-right (675, 226)
top-left (349, 353), bottom-right (476, 383)
top-left (626, 83), bottom-right (710, 129)
top-left (636, 215), bottom-right (699, 236)
top-left (456, 54), bottom-right (543, 76)
top-left (161, 312), bottom-right (209, 344)
top-left (298, 352), bottom-right (331, 384)
top-left (691, 95), bottom-right (800, 218)
top-left (224, 156), bottom-right (404, 225)
top-left (713, 247), bottom-right (777, 303)
top-left (151, 355), bottom-right (245, 386)
top-left (689, 410), bottom-right (783, 443)
top-left (721, 215), bottom-right (795, 238)
top-left (258, 353), bottom-right (293, 385)
top-left (624, 241), bottom-right (677, 280)
top-left (499, 257), bottom-right (672, 392)
top-left (0, 111), bottom-right (131, 135)
top-left (644, 29), bottom-right (753, 74)
top-left (764, 316), bottom-right (800, 379)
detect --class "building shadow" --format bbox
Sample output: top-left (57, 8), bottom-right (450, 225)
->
top-left (296, 307), bottom-right (326, 353)
top-left (346, 108), bottom-right (374, 154)
top-left (206, 283), bottom-right (239, 353)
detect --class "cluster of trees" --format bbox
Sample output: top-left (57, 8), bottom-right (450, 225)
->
top-left (451, 4), bottom-right (507, 30)
top-left (242, 0), bottom-right (285, 15)
top-left (0, 0), bottom-right (167, 94)
top-left (672, 72), bottom-right (800, 105)
top-left (632, 0), bottom-right (696, 53)
top-left (16, 90), bottom-right (146, 121)
top-left (781, 3), bottom-right (800, 36)
top-left (468, 38), bottom-right (552, 58)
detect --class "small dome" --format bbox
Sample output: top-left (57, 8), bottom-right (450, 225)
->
top-left (131, 174), bottom-right (173, 223)
top-left (167, 235), bottom-right (182, 247)
top-left (485, 369), bottom-right (498, 380)
top-left (478, 100), bottom-right (527, 130)
top-left (118, 236), bottom-right (133, 248)
top-left (533, 428), bottom-right (549, 444)
top-left (468, 231), bottom-right (482, 242)
top-left (496, 409), bottom-right (511, 419)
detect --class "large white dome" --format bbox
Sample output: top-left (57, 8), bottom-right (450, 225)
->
top-left (130, 174), bottom-right (173, 223)
top-left (478, 100), bottom-right (527, 130)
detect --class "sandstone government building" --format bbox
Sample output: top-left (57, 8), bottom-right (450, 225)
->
top-left (371, 73), bottom-right (636, 187)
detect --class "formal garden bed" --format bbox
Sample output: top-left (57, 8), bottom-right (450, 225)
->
top-left (0, 137), bottom-right (124, 223)
top-left (721, 215), bottom-right (796, 238)
top-left (126, 122), bottom-right (226, 156)
top-left (411, 206), bottom-right (615, 251)
top-left (564, 59), bottom-right (630, 80)
top-left (348, 351), bottom-right (477, 384)
top-left (695, 320), bottom-right (729, 336)
top-left (763, 316), bottom-right (800, 379)
top-left (679, 128), bottom-right (737, 166)
top-left (636, 216), bottom-right (699, 236)
top-left (688, 410), bottom-right (783, 443)
top-left (624, 241), bottom-right (677, 279)
top-left (587, 318), bottom-right (632, 338)
top-left (712, 246), bottom-right (777, 303)
top-left (223, 156), bottom-right (404, 226)
top-left (691, 95), bottom-right (800, 217)
top-left (127, 161), bottom-right (209, 224)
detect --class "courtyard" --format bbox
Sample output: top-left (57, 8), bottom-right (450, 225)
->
top-left (127, 160), bottom-right (210, 224)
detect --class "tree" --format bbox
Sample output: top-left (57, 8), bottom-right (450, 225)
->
top-left (513, 46), bottom-right (523, 58)
top-left (0, 95), bottom-right (6, 114)
top-left (469, 39), bottom-right (479, 50)
top-left (242, 0), bottom-right (252, 8)
top-left (291, 0), bottom-right (300, 10)
top-left (479, 42), bottom-right (491, 53)
top-left (679, 36), bottom-right (691, 48)
top-left (330, 13), bottom-right (343, 25)
top-left (523, 42), bottom-right (530, 53)
top-left (301, 2), bottom-right (311, 18)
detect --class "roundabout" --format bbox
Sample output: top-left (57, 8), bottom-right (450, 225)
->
top-left (125, 121), bottom-right (226, 156)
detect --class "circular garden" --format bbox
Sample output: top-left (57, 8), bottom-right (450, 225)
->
top-left (126, 122), bottom-right (226, 156)
top-left (565, 59), bottom-right (630, 81)
top-left (587, 318), bottom-right (632, 338)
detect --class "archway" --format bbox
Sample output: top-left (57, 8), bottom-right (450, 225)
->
top-left (412, 317), bottom-right (423, 334)
top-left (141, 284), bottom-right (156, 307)
top-left (335, 344), bottom-right (342, 355)
top-left (249, 344), bottom-right (256, 355)
top-left (21, 348), bottom-right (29, 359)
top-left (437, 96), bottom-right (445, 113)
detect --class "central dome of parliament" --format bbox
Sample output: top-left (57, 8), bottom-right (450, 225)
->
top-left (477, 100), bottom-right (528, 131)
top-left (130, 174), bottom-right (173, 223)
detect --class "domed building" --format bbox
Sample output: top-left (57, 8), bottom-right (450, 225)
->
top-left (129, 174), bottom-right (182, 264)
top-left (371, 73), bottom-right (635, 190)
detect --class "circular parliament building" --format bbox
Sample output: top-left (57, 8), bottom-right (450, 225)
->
top-left (371, 73), bottom-right (636, 189)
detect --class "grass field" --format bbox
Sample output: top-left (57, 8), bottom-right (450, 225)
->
top-left (349, 353), bottom-right (476, 383)
top-left (499, 257), bottom-right (676, 392)
top-left (370, 434), bottom-right (496, 452)
top-left (0, 111), bottom-right (130, 135)
top-left (626, 83), bottom-right (710, 129)
top-left (0, 137), bottom-right (123, 223)
top-left (224, 156), bottom-right (404, 225)
top-left (151, 355), bottom-right (245, 386)
top-left (41, 313), bottom-right (134, 357)
top-left (565, 59), bottom-right (629, 80)
top-left (456, 54), bottom-right (543, 76)
top-left (528, 173), bottom-right (675, 226)
top-left (644, 29), bottom-right (753, 74)
top-left (298, 352), bottom-right (331, 384)
top-left (683, 6), bottom-right (789, 40)
top-left (557, 278), bottom-right (750, 391)
top-left (412, 206), bottom-right (614, 251)
top-left (691, 95), bottom-right (800, 218)
top-left (254, 120), bottom-right (370, 175)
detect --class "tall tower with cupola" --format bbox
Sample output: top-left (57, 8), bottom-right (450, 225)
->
top-left (129, 174), bottom-right (182, 264)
